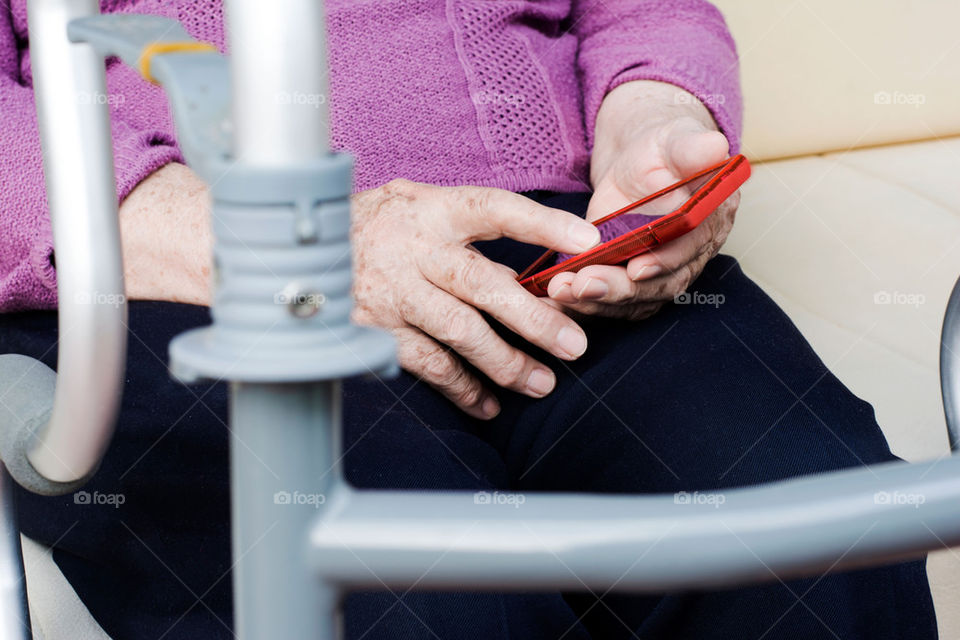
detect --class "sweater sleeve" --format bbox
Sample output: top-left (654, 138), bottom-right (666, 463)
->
top-left (0, 2), bottom-right (186, 312)
top-left (570, 0), bottom-right (743, 153)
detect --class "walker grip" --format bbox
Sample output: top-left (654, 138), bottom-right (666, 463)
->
top-left (0, 355), bottom-right (95, 496)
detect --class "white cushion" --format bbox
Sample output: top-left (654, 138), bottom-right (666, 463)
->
top-left (724, 136), bottom-right (960, 636)
top-left (21, 534), bottom-right (109, 640)
top-left (711, 0), bottom-right (960, 160)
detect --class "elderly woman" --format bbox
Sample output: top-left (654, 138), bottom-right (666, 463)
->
top-left (0, 0), bottom-right (937, 638)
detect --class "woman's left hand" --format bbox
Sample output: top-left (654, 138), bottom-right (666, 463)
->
top-left (547, 80), bottom-right (740, 320)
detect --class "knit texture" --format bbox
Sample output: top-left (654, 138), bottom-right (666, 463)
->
top-left (0, 0), bottom-right (742, 311)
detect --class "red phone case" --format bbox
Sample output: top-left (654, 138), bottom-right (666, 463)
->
top-left (516, 154), bottom-right (751, 296)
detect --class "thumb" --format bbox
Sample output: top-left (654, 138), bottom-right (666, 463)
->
top-left (665, 128), bottom-right (730, 178)
top-left (585, 180), bottom-right (631, 223)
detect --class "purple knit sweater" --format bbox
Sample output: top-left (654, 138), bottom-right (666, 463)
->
top-left (0, 0), bottom-right (741, 312)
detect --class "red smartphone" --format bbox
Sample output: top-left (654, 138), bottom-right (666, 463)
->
top-left (516, 154), bottom-right (751, 296)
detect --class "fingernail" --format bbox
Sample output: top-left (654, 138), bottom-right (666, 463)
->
top-left (481, 395), bottom-right (500, 418)
top-left (568, 223), bottom-right (601, 253)
top-left (631, 264), bottom-right (663, 281)
top-left (525, 368), bottom-right (555, 397)
top-left (575, 277), bottom-right (608, 299)
top-left (556, 326), bottom-right (587, 359)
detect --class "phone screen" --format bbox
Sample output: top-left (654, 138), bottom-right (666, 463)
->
top-left (555, 163), bottom-right (728, 264)
top-left (517, 155), bottom-right (750, 296)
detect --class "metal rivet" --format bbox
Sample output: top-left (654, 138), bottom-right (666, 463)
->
top-left (277, 284), bottom-right (325, 318)
top-left (295, 217), bottom-right (319, 244)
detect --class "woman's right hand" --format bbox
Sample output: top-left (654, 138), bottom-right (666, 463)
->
top-left (350, 179), bottom-right (601, 419)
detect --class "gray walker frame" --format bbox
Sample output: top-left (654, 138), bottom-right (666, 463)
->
top-left (0, 1), bottom-right (958, 638)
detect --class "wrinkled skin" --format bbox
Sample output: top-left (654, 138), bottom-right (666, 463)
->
top-left (350, 179), bottom-right (600, 419)
top-left (546, 80), bottom-right (739, 320)
top-left (118, 82), bottom-right (739, 419)
top-left (348, 81), bottom-right (740, 416)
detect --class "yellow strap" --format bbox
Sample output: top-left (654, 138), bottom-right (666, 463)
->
top-left (139, 41), bottom-right (218, 84)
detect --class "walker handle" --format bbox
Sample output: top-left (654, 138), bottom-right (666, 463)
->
top-left (0, 0), bottom-right (125, 496)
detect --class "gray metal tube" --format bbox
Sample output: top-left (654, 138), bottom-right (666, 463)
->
top-left (0, 466), bottom-right (29, 640)
top-left (940, 275), bottom-right (960, 451)
top-left (230, 382), bottom-right (343, 640)
top-left (225, 0), bottom-right (330, 163)
top-left (311, 457), bottom-right (960, 592)
top-left (220, 3), bottom-right (346, 638)
top-left (24, 0), bottom-right (126, 485)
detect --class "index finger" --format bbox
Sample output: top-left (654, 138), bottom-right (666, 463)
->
top-left (443, 187), bottom-right (601, 256)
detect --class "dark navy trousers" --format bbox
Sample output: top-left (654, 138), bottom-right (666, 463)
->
top-left (2, 192), bottom-right (937, 639)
